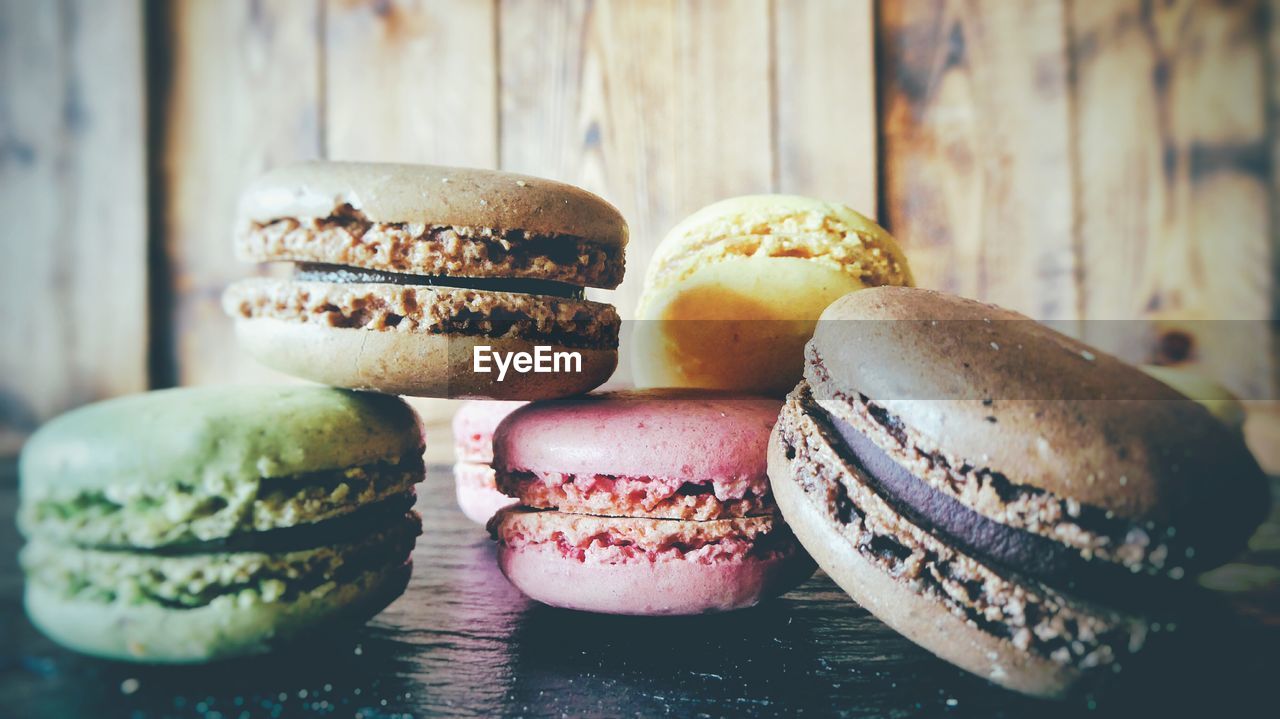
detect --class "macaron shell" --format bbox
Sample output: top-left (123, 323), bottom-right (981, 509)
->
top-left (232, 318), bottom-right (617, 400)
top-left (493, 390), bottom-right (780, 487)
top-left (497, 543), bottom-right (811, 615)
top-left (452, 401), bottom-right (527, 464)
top-left (23, 560), bottom-right (411, 664)
top-left (642, 194), bottom-right (913, 295)
top-left (239, 161), bottom-right (627, 251)
top-left (19, 386), bottom-right (423, 498)
top-left (633, 257), bottom-right (866, 395)
top-left (454, 462), bottom-right (515, 525)
top-left (809, 286), bottom-right (1269, 527)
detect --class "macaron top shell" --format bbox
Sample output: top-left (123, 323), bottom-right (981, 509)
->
top-left (238, 161), bottom-right (628, 251)
top-left (20, 386), bottom-right (424, 499)
top-left (640, 194), bottom-right (912, 309)
top-left (493, 390), bottom-right (781, 486)
top-left (808, 287), bottom-right (1268, 527)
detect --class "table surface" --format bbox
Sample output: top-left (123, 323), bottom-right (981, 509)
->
top-left (2, 461), bottom-right (1278, 719)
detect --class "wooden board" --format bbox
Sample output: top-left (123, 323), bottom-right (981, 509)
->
top-left (1070, 0), bottom-right (1273, 398)
top-left (773, 0), bottom-right (877, 213)
top-left (2, 463), bottom-right (1278, 717)
top-left (879, 0), bottom-right (1078, 323)
top-left (159, 0), bottom-right (323, 387)
top-left (0, 0), bottom-right (148, 454)
top-left (324, 0), bottom-right (498, 166)
top-left (498, 0), bottom-right (774, 326)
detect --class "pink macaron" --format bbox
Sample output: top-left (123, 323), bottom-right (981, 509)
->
top-left (452, 400), bottom-right (524, 524)
top-left (488, 389), bottom-right (815, 615)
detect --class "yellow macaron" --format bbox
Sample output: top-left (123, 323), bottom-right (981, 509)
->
top-left (1140, 364), bottom-right (1247, 432)
top-left (633, 195), bottom-right (913, 395)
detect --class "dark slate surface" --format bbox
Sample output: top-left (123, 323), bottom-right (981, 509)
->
top-left (1, 461), bottom-right (1277, 718)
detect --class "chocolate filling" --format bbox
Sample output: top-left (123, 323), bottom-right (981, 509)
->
top-left (812, 403), bottom-right (1187, 612)
top-left (294, 262), bottom-right (586, 300)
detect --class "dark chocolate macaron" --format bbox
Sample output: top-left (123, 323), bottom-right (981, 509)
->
top-left (768, 286), bottom-right (1268, 697)
top-left (222, 161), bottom-right (626, 399)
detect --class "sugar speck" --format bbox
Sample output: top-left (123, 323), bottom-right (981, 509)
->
top-left (990, 342), bottom-right (1000, 350)
top-left (1081, 350), bottom-right (1096, 361)
top-left (516, 180), bottom-right (527, 187)
top-left (120, 678), bottom-right (140, 695)
top-left (946, 698), bottom-right (958, 707)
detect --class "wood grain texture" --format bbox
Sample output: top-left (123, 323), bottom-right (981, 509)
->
top-left (773, 0), bottom-right (877, 213)
top-left (324, 0), bottom-right (498, 166)
top-left (1070, 0), bottom-right (1273, 398)
top-left (498, 0), bottom-right (774, 327)
top-left (3, 464), bottom-right (1279, 717)
top-left (879, 0), bottom-right (1078, 322)
top-left (0, 0), bottom-right (147, 453)
top-left (160, 0), bottom-right (323, 386)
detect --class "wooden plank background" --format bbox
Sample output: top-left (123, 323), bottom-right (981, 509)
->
top-left (1, 0), bottom-right (1276, 458)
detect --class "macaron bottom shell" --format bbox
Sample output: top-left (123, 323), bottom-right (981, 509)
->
top-left (497, 542), bottom-right (812, 616)
top-left (24, 559), bottom-right (412, 665)
top-left (232, 318), bottom-right (617, 400)
top-left (492, 509), bottom-right (815, 616)
top-left (766, 447), bottom-right (1084, 697)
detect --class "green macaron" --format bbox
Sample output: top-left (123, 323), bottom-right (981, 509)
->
top-left (18, 385), bottom-right (424, 663)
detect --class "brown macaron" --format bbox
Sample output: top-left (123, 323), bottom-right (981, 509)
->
top-left (768, 286), bottom-right (1268, 697)
top-left (222, 162), bottom-right (627, 399)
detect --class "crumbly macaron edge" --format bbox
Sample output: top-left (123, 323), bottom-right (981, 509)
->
top-left (223, 278), bottom-right (620, 350)
top-left (238, 213), bottom-right (625, 289)
top-left (804, 347), bottom-right (1188, 576)
top-left (490, 508), bottom-right (798, 565)
top-left (641, 196), bottom-right (913, 306)
top-left (21, 512), bottom-right (420, 609)
top-left (19, 460), bottom-right (422, 549)
top-left (494, 468), bottom-right (775, 521)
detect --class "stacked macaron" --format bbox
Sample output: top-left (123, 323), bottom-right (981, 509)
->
top-left (633, 195), bottom-right (913, 395)
top-left (487, 390), bottom-right (815, 615)
top-left (768, 287), bottom-right (1269, 696)
top-left (223, 162), bottom-right (627, 399)
top-left (18, 386), bottom-right (424, 662)
top-left (452, 400), bottom-right (524, 524)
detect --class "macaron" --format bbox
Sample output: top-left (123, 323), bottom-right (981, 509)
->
top-left (18, 386), bottom-right (424, 663)
top-left (488, 390), bottom-right (815, 615)
top-left (768, 287), bottom-right (1269, 697)
top-left (632, 195), bottom-right (913, 395)
top-left (452, 400), bottom-right (524, 524)
top-left (223, 161), bottom-right (627, 399)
